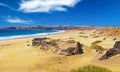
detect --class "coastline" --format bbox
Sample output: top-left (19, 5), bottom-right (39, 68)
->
top-left (0, 30), bottom-right (66, 41)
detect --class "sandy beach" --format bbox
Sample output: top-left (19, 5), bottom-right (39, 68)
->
top-left (0, 0), bottom-right (119, 71)
top-left (0, 28), bottom-right (120, 72)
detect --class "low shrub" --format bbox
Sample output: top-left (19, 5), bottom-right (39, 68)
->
top-left (79, 35), bottom-right (89, 38)
top-left (93, 36), bottom-right (99, 38)
top-left (91, 45), bottom-right (105, 52)
top-left (92, 40), bottom-right (102, 45)
top-left (103, 38), bottom-right (106, 40)
top-left (71, 65), bottom-right (112, 72)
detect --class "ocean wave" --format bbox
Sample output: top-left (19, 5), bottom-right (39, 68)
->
top-left (0, 30), bottom-right (66, 40)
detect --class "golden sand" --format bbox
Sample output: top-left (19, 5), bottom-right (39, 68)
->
top-left (0, 29), bottom-right (120, 72)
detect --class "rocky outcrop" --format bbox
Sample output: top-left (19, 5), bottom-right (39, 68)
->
top-left (32, 37), bottom-right (50, 46)
top-left (113, 41), bottom-right (120, 49)
top-left (32, 38), bottom-right (83, 56)
top-left (100, 41), bottom-right (120, 60)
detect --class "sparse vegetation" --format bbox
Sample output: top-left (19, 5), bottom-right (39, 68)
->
top-left (91, 45), bottom-right (105, 52)
top-left (103, 38), bottom-right (106, 40)
top-left (79, 35), bottom-right (89, 38)
top-left (69, 37), bottom-right (73, 39)
top-left (91, 40), bottom-right (104, 52)
top-left (113, 38), bottom-right (117, 41)
top-left (71, 65), bottom-right (112, 72)
top-left (93, 36), bottom-right (99, 38)
top-left (79, 32), bottom-right (84, 34)
top-left (92, 40), bottom-right (102, 45)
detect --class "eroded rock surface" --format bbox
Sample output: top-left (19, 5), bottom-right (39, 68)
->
top-left (100, 41), bottom-right (120, 60)
top-left (32, 38), bottom-right (83, 56)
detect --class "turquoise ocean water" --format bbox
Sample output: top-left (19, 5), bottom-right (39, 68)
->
top-left (0, 30), bottom-right (64, 40)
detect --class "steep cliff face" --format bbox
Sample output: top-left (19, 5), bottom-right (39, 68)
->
top-left (32, 38), bottom-right (83, 56)
top-left (100, 41), bottom-right (120, 60)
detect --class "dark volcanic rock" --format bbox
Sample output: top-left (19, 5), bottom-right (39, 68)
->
top-left (60, 47), bottom-right (76, 56)
top-left (32, 38), bottom-right (83, 56)
top-left (113, 41), bottom-right (120, 50)
top-left (32, 38), bottom-right (49, 46)
top-left (59, 42), bottom-right (83, 56)
top-left (100, 41), bottom-right (120, 60)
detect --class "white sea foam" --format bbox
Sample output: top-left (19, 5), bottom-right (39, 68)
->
top-left (0, 30), bottom-right (66, 40)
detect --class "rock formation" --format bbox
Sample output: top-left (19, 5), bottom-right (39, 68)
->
top-left (100, 41), bottom-right (120, 60)
top-left (32, 38), bottom-right (83, 56)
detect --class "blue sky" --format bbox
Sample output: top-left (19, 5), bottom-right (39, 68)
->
top-left (0, 0), bottom-right (120, 27)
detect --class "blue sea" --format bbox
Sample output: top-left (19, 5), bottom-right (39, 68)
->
top-left (0, 30), bottom-right (64, 40)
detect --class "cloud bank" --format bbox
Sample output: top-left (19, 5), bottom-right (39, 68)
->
top-left (19, 0), bottom-right (81, 13)
top-left (6, 17), bottom-right (32, 24)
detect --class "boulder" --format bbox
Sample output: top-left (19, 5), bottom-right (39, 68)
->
top-left (32, 38), bottom-right (83, 56)
top-left (100, 41), bottom-right (120, 60)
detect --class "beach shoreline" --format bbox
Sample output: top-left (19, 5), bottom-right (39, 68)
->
top-left (0, 30), bottom-right (66, 41)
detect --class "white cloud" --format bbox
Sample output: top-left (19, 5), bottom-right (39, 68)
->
top-left (19, 0), bottom-right (81, 13)
top-left (0, 2), bottom-right (16, 11)
top-left (6, 17), bottom-right (32, 24)
top-left (0, 3), bottom-right (7, 7)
